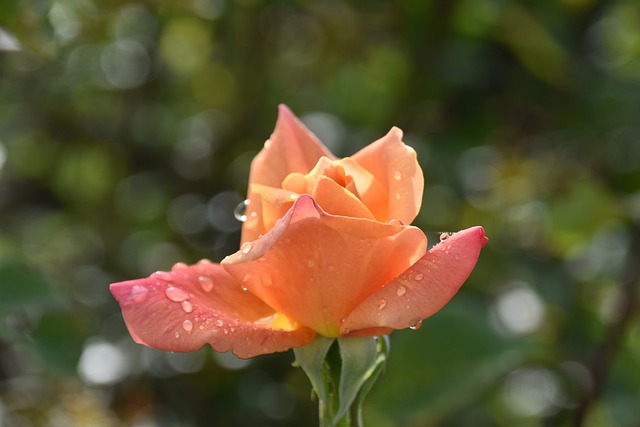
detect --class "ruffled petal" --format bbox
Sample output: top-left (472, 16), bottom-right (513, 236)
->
top-left (340, 227), bottom-right (488, 334)
top-left (351, 127), bottom-right (424, 224)
top-left (243, 105), bottom-right (334, 243)
top-left (222, 195), bottom-right (427, 337)
top-left (110, 260), bottom-right (316, 359)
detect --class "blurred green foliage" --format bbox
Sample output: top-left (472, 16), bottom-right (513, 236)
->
top-left (1, 0), bottom-right (640, 426)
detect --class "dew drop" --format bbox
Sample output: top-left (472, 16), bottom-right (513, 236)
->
top-left (240, 241), bottom-right (253, 254)
top-left (396, 285), bottom-right (407, 297)
top-left (378, 300), bottom-right (387, 310)
top-left (388, 218), bottom-right (404, 226)
top-left (264, 139), bottom-right (272, 148)
top-left (181, 300), bottom-right (193, 313)
top-left (234, 200), bottom-right (250, 222)
top-left (182, 319), bottom-right (193, 333)
top-left (198, 276), bottom-right (214, 292)
top-left (130, 285), bottom-right (149, 303)
top-left (165, 287), bottom-right (189, 302)
top-left (152, 271), bottom-right (173, 281)
top-left (174, 331), bottom-right (180, 338)
top-left (306, 257), bottom-right (315, 267)
top-left (414, 273), bottom-right (424, 281)
top-left (215, 319), bottom-right (224, 327)
top-left (395, 192), bottom-right (401, 200)
top-left (172, 262), bottom-right (188, 271)
top-left (393, 170), bottom-right (402, 180)
top-left (439, 232), bottom-right (451, 242)
top-left (409, 318), bottom-right (423, 330)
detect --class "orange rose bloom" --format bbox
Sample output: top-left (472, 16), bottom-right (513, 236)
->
top-left (110, 105), bottom-right (487, 358)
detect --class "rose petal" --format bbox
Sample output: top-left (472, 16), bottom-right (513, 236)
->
top-left (340, 226), bottom-right (488, 334)
top-left (243, 105), bottom-right (334, 243)
top-left (223, 195), bottom-right (427, 337)
top-left (110, 260), bottom-right (315, 359)
top-left (351, 127), bottom-right (424, 224)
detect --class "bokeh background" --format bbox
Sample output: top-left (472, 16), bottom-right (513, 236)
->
top-left (1, 0), bottom-right (640, 426)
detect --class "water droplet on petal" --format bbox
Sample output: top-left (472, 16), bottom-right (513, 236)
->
top-left (165, 287), bottom-right (189, 302)
top-left (215, 319), bottom-right (224, 327)
top-left (396, 285), bottom-right (407, 297)
top-left (182, 319), bottom-right (193, 333)
top-left (234, 200), bottom-right (250, 222)
top-left (306, 257), bottom-right (315, 267)
top-left (240, 241), bottom-right (253, 254)
top-left (409, 318), bottom-right (423, 330)
top-left (414, 273), bottom-right (424, 281)
top-left (393, 170), bottom-right (402, 180)
top-left (395, 192), bottom-right (401, 200)
top-left (439, 232), bottom-right (451, 242)
top-left (131, 285), bottom-right (149, 303)
top-left (198, 276), bottom-right (214, 292)
top-left (172, 262), bottom-right (188, 271)
top-left (388, 218), bottom-right (404, 226)
top-left (261, 275), bottom-right (272, 287)
top-left (174, 331), bottom-right (180, 338)
top-left (181, 300), bottom-right (193, 313)
top-left (378, 300), bottom-right (387, 310)
top-left (152, 271), bottom-right (173, 281)
top-left (264, 139), bottom-right (272, 148)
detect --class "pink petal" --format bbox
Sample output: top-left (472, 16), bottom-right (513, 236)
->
top-left (340, 226), bottom-right (488, 334)
top-left (110, 260), bottom-right (316, 359)
top-left (351, 127), bottom-right (424, 225)
top-left (223, 195), bottom-right (427, 337)
top-left (242, 105), bottom-right (334, 243)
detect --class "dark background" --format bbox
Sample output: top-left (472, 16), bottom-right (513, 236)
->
top-left (1, 0), bottom-right (639, 426)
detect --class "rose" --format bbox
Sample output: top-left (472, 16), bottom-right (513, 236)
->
top-left (110, 105), bottom-right (487, 359)
top-left (241, 105), bottom-right (424, 244)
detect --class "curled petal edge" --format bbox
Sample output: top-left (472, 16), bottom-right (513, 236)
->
top-left (340, 226), bottom-right (488, 334)
top-left (109, 260), bottom-right (316, 359)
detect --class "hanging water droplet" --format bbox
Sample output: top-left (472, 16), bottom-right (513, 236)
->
top-left (393, 170), bottom-right (402, 180)
top-left (215, 319), bottom-right (224, 327)
top-left (388, 218), bottom-right (404, 226)
top-left (234, 199), bottom-right (250, 222)
top-left (152, 271), bottom-right (173, 281)
top-left (165, 287), bottom-right (189, 302)
top-left (130, 285), bottom-right (149, 303)
top-left (181, 300), bottom-right (193, 313)
top-left (198, 276), bottom-right (214, 292)
top-left (240, 241), bottom-right (253, 254)
top-left (396, 285), bottom-right (407, 296)
top-left (306, 257), bottom-right (315, 267)
top-left (378, 300), bottom-right (387, 310)
top-left (182, 319), bottom-right (193, 333)
top-left (414, 273), bottom-right (424, 281)
top-left (439, 232), bottom-right (451, 242)
top-left (409, 318), bottom-right (423, 330)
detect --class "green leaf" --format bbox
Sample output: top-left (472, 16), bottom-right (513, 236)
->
top-left (335, 336), bottom-right (382, 422)
top-left (293, 336), bottom-right (335, 403)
